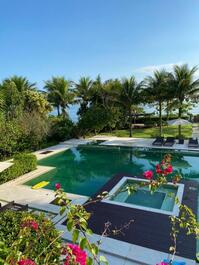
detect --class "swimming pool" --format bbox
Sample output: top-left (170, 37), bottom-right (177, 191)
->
top-left (25, 145), bottom-right (199, 197)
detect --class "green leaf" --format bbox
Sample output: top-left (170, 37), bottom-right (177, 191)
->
top-left (91, 244), bottom-right (99, 256)
top-left (72, 229), bottom-right (79, 243)
top-left (66, 219), bottom-right (73, 232)
top-left (86, 256), bottom-right (93, 265)
top-left (79, 237), bottom-right (87, 250)
top-left (86, 228), bottom-right (93, 236)
top-left (60, 206), bottom-right (66, 215)
top-left (100, 255), bottom-right (108, 264)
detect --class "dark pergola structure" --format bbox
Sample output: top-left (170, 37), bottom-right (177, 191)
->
top-left (0, 201), bottom-right (28, 212)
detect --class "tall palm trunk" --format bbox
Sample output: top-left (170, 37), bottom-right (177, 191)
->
top-left (57, 105), bottom-right (60, 116)
top-left (159, 101), bottom-right (163, 136)
top-left (61, 105), bottom-right (67, 118)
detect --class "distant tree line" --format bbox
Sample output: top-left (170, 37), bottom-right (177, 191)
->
top-left (0, 64), bottom-right (199, 158)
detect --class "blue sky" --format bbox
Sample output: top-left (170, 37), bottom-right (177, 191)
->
top-left (1, 0), bottom-right (199, 118)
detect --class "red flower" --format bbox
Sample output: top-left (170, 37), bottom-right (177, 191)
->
top-left (161, 160), bottom-right (165, 165)
top-left (55, 183), bottom-right (61, 190)
top-left (63, 244), bottom-right (87, 265)
top-left (143, 170), bottom-right (153, 180)
top-left (18, 259), bottom-right (36, 265)
top-left (163, 169), bottom-right (169, 175)
top-left (156, 164), bottom-right (163, 174)
top-left (166, 165), bottom-right (173, 174)
top-left (21, 220), bottom-right (38, 231)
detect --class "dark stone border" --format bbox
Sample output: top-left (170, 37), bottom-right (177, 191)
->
top-left (39, 150), bottom-right (53, 155)
top-left (83, 173), bottom-right (198, 260)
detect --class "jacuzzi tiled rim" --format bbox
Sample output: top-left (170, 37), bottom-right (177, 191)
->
top-left (102, 177), bottom-right (184, 216)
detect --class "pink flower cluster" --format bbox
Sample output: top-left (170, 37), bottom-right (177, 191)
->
top-left (156, 262), bottom-right (168, 265)
top-left (18, 259), bottom-right (36, 265)
top-left (63, 244), bottom-right (87, 265)
top-left (156, 163), bottom-right (173, 176)
top-left (55, 183), bottom-right (61, 190)
top-left (155, 154), bottom-right (173, 176)
top-left (21, 219), bottom-right (38, 231)
top-left (143, 170), bottom-right (153, 180)
top-left (143, 155), bottom-right (173, 181)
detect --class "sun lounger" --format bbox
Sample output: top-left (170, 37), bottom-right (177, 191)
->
top-left (188, 138), bottom-right (199, 148)
top-left (152, 137), bottom-right (164, 146)
top-left (163, 137), bottom-right (175, 146)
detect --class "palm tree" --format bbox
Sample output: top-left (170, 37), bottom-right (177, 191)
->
top-left (90, 75), bottom-right (103, 106)
top-left (120, 76), bottom-right (142, 137)
top-left (75, 77), bottom-right (93, 116)
top-left (44, 77), bottom-right (74, 117)
top-left (170, 64), bottom-right (199, 136)
top-left (144, 70), bottom-right (169, 136)
top-left (3, 75), bottom-right (36, 92)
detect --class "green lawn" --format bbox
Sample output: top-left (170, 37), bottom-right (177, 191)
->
top-left (99, 125), bottom-right (192, 138)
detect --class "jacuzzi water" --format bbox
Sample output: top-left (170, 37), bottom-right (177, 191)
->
top-left (110, 179), bottom-right (178, 212)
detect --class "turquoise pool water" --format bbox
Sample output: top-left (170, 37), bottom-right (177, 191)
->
top-left (110, 179), bottom-right (177, 211)
top-left (25, 145), bottom-right (199, 197)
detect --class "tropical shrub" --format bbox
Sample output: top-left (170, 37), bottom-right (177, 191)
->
top-left (48, 116), bottom-right (74, 141)
top-left (0, 153), bottom-right (37, 185)
top-left (17, 112), bottom-right (50, 151)
top-left (0, 210), bottom-right (61, 265)
top-left (0, 118), bottom-right (22, 159)
top-left (78, 105), bottom-right (120, 136)
top-left (0, 113), bottom-right (50, 159)
top-left (24, 90), bottom-right (52, 115)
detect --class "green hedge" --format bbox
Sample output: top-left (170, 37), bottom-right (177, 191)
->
top-left (0, 153), bottom-right (37, 185)
top-left (135, 115), bottom-right (189, 125)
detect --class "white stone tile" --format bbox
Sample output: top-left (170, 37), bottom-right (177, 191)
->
top-left (124, 260), bottom-right (142, 265)
top-left (0, 161), bottom-right (13, 173)
top-left (102, 253), bottom-right (126, 265)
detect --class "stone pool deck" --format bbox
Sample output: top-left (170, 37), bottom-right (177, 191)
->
top-left (0, 139), bottom-right (91, 223)
top-left (0, 161), bottom-right (13, 172)
top-left (91, 135), bottom-right (199, 152)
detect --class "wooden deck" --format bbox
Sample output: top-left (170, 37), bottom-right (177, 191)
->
top-left (84, 173), bottom-right (198, 260)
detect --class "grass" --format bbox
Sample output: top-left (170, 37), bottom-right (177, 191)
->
top-left (98, 125), bottom-right (193, 138)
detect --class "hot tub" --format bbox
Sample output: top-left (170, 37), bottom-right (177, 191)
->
top-left (102, 177), bottom-right (184, 216)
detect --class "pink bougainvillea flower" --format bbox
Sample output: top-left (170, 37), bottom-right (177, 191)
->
top-left (156, 169), bottom-right (163, 174)
top-left (63, 243), bottom-right (87, 265)
top-left (156, 262), bottom-right (169, 265)
top-left (163, 169), bottom-right (169, 176)
top-left (166, 165), bottom-right (173, 174)
top-left (156, 164), bottom-right (163, 175)
top-left (21, 220), bottom-right (38, 231)
top-left (143, 170), bottom-right (153, 180)
top-left (55, 183), bottom-right (61, 190)
top-left (18, 259), bottom-right (36, 265)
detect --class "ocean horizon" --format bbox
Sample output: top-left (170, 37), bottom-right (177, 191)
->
top-left (51, 104), bottom-right (199, 122)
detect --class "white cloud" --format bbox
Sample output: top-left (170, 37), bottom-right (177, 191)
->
top-left (135, 62), bottom-right (184, 74)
